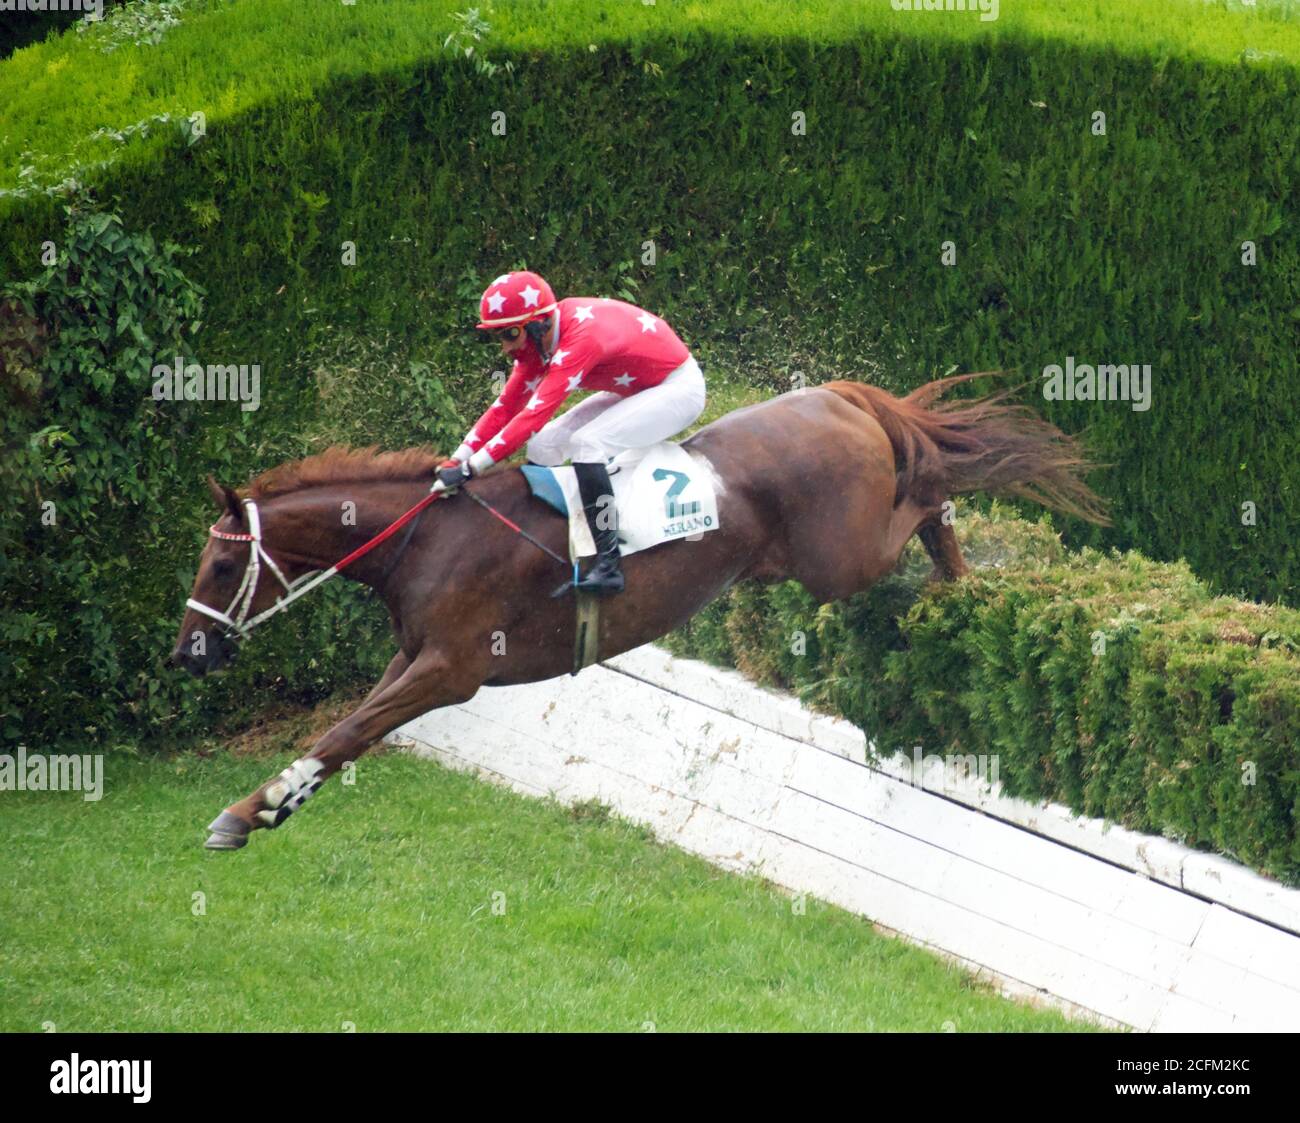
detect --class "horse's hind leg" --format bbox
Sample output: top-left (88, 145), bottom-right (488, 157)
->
top-left (204, 649), bottom-right (475, 850)
top-left (916, 511), bottom-right (969, 583)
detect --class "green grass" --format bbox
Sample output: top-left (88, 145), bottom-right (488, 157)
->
top-left (3, 0), bottom-right (1299, 194)
top-left (0, 748), bottom-right (1096, 1032)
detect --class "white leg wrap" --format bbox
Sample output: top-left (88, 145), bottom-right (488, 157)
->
top-left (257, 757), bottom-right (326, 828)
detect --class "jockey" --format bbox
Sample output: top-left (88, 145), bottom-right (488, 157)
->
top-left (435, 270), bottom-right (706, 597)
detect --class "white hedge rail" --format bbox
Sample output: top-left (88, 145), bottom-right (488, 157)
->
top-left (398, 644), bottom-right (1300, 1032)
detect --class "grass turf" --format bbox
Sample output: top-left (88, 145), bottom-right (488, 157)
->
top-left (0, 743), bottom-right (1097, 1032)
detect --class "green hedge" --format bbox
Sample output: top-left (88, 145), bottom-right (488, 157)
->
top-left (663, 503), bottom-right (1300, 885)
top-left (3, 0), bottom-right (1300, 749)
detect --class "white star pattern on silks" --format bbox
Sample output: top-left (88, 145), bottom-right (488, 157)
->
top-left (487, 433), bottom-right (507, 448)
top-left (614, 372), bottom-right (635, 387)
top-left (550, 348), bottom-right (570, 366)
top-left (525, 376), bottom-right (542, 392)
top-left (487, 292), bottom-right (506, 313)
top-left (526, 393), bottom-right (547, 411)
top-left (492, 274), bottom-right (511, 286)
top-left (567, 371), bottom-right (584, 391)
top-left (637, 312), bottom-right (657, 332)
top-left (520, 284), bottom-right (541, 308)
top-left (573, 305), bottom-right (595, 322)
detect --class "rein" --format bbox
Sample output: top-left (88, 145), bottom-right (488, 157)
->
top-left (459, 487), bottom-right (571, 569)
top-left (187, 479), bottom-right (571, 640)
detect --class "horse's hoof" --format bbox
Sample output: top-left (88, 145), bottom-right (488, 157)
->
top-left (204, 810), bottom-right (251, 851)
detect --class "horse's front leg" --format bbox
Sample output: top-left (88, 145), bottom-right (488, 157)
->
top-left (204, 649), bottom-right (473, 850)
top-left (361, 649), bottom-right (411, 703)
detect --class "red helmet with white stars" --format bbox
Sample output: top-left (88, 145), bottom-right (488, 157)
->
top-left (477, 270), bottom-right (557, 329)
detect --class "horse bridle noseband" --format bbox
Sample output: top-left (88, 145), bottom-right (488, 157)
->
top-left (186, 499), bottom-right (320, 640)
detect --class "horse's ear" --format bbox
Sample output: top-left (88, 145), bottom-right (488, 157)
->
top-left (206, 475), bottom-right (243, 522)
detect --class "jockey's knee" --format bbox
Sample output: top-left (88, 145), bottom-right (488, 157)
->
top-left (678, 370), bottom-right (707, 422)
top-left (569, 437), bottom-right (615, 464)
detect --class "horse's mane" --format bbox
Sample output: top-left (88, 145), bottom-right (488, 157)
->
top-left (245, 445), bottom-right (445, 499)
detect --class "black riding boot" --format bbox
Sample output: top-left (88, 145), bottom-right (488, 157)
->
top-left (551, 460), bottom-right (624, 597)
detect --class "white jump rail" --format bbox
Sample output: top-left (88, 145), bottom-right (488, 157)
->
top-left (397, 644), bottom-right (1300, 1032)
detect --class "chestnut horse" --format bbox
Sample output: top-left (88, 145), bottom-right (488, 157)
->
top-left (174, 374), bottom-right (1107, 849)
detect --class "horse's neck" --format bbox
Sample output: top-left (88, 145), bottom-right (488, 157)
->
top-left (262, 483), bottom-right (431, 591)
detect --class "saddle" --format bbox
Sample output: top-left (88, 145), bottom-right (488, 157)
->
top-left (521, 442), bottom-right (721, 556)
top-left (520, 441), bottom-right (722, 672)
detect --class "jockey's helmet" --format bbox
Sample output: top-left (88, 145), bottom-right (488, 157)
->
top-left (477, 271), bottom-right (557, 330)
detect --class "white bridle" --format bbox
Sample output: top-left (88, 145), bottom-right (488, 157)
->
top-left (185, 499), bottom-right (327, 640)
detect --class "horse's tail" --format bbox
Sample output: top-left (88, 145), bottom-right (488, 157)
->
top-left (822, 373), bottom-right (1111, 525)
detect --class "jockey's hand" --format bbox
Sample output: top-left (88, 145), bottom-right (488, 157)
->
top-left (436, 461), bottom-right (473, 489)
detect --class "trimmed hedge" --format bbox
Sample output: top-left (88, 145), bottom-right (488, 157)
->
top-left (663, 503), bottom-right (1300, 885)
top-left (3, 0), bottom-right (1300, 750)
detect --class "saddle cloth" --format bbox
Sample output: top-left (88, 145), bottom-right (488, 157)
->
top-left (519, 442), bottom-right (721, 558)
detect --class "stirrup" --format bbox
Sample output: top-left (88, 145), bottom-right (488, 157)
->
top-left (551, 555), bottom-right (624, 598)
top-left (573, 553), bottom-right (624, 595)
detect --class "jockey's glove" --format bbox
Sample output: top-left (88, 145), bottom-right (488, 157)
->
top-left (436, 461), bottom-right (473, 489)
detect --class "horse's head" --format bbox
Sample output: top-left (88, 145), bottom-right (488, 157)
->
top-left (170, 477), bottom-right (293, 676)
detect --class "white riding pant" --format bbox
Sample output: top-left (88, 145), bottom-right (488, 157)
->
top-left (526, 355), bottom-right (707, 466)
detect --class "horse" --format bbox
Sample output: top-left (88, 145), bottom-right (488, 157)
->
top-left (172, 373), bottom-right (1108, 849)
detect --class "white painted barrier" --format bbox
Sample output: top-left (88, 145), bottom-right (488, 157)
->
top-left (397, 644), bottom-right (1300, 1032)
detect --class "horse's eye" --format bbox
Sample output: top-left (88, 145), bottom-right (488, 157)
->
top-left (213, 558), bottom-right (235, 579)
